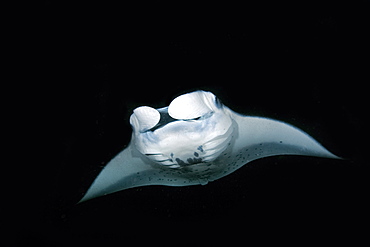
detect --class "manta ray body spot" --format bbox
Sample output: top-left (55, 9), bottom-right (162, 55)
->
top-left (197, 145), bottom-right (204, 152)
top-left (175, 158), bottom-right (185, 166)
top-left (187, 157), bottom-right (202, 164)
top-left (175, 157), bottom-right (203, 166)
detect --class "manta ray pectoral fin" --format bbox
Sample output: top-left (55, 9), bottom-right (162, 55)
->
top-left (230, 111), bottom-right (340, 160)
top-left (78, 142), bottom-right (202, 203)
top-left (206, 110), bottom-right (341, 182)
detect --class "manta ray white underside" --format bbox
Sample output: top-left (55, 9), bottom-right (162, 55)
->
top-left (79, 91), bottom-right (339, 202)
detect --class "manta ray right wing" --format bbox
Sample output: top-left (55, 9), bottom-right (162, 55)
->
top-left (207, 110), bottom-right (340, 182)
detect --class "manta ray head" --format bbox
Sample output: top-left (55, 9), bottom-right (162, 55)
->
top-left (129, 91), bottom-right (235, 168)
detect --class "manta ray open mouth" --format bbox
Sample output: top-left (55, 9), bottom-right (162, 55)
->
top-left (146, 108), bottom-right (177, 132)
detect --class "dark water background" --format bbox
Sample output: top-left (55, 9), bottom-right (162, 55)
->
top-left (12, 1), bottom-right (368, 246)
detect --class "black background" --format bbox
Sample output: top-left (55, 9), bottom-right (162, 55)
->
top-left (14, 1), bottom-right (368, 246)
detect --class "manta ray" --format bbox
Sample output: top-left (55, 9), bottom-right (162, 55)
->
top-left (79, 90), bottom-right (339, 202)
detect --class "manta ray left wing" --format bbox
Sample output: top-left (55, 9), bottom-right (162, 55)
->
top-left (79, 142), bottom-right (203, 202)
